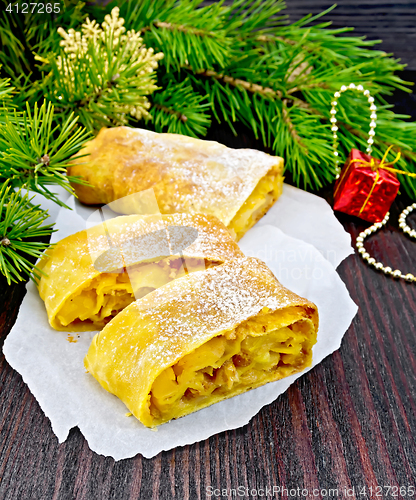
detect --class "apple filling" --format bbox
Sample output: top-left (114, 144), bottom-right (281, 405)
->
top-left (228, 167), bottom-right (283, 241)
top-left (145, 314), bottom-right (316, 427)
top-left (56, 257), bottom-right (217, 330)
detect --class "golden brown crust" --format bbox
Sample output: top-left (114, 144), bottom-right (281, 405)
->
top-left (84, 257), bottom-right (318, 427)
top-left (37, 213), bottom-right (243, 331)
top-left (68, 127), bottom-right (284, 229)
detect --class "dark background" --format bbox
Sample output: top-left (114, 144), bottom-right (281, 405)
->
top-left (284, 0), bottom-right (416, 122)
top-left (285, 0), bottom-right (416, 70)
top-left (0, 2), bottom-right (416, 499)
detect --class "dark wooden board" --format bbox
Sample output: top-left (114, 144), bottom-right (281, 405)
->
top-left (1, 2), bottom-right (416, 499)
top-left (284, 0), bottom-right (416, 70)
top-left (1, 200), bottom-right (415, 499)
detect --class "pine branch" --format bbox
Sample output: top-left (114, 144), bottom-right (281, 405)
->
top-left (122, 0), bottom-right (234, 72)
top-left (28, 0), bottom-right (87, 56)
top-left (166, 2), bottom-right (416, 195)
top-left (110, 0), bottom-right (176, 28)
top-left (0, 75), bottom-right (15, 125)
top-left (189, 66), bottom-right (280, 98)
top-left (153, 103), bottom-right (188, 122)
top-left (222, 0), bottom-right (287, 35)
top-left (0, 181), bottom-right (55, 284)
top-left (0, 0), bottom-right (415, 198)
top-left (142, 20), bottom-right (217, 37)
top-left (282, 99), bottom-right (306, 151)
top-left (148, 76), bottom-right (211, 136)
top-left (40, 7), bottom-right (163, 133)
top-left (0, 0), bottom-right (89, 103)
top-left (0, 6), bottom-right (33, 81)
top-left (0, 100), bottom-right (91, 207)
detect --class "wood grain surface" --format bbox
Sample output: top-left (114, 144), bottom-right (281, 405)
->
top-left (284, 0), bottom-right (416, 70)
top-left (1, 2), bottom-right (416, 499)
top-left (0, 200), bottom-right (415, 499)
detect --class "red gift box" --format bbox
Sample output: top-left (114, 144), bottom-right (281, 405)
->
top-left (333, 149), bottom-right (400, 223)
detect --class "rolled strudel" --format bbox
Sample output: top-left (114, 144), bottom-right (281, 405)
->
top-left (67, 127), bottom-right (284, 240)
top-left (84, 257), bottom-right (318, 427)
top-left (37, 213), bottom-right (243, 331)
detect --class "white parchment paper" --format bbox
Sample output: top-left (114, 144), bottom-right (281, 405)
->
top-left (28, 183), bottom-right (354, 266)
top-left (3, 184), bottom-right (357, 460)
top-left (256, 184), bottom-right (353, 268)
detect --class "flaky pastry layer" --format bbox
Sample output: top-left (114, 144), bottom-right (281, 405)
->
top-left (84, 257), bottom-right (318, 427)
top-left (68, 127), bottom-right (284, 240)
top-left (37, 213), bottom-right (243, 331)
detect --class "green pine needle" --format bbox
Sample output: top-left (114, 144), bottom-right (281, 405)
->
top-left (0, 100), bottom-right (92, 207)
top-left (0, 0), bottom-right (415, 290)
top-left (0, 181), bottom-right (55, 285)
top-left (2, 0), bottom-right (415, 195)
top-left (149, 76), bottom-right (211, 137)
top-left (40, 6), bottom-right (163, 133)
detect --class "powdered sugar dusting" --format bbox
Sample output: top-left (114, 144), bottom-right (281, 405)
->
top-left (38, 213), bottom-right (243, 323)
top-left (73, 127), bottom-right (283, 225)
top-left (112, 257), bottom-right (312, 370)
top-left (128, 128), bottom-right (280, 224)
top-left (85, 213), bottom-right (243, 265)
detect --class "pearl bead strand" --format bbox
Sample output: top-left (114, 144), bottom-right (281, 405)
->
top-left (332, 83), bottom-right (415, 283)
top-left (356, 204), bottom-right (416, 283)
top-left (331, 83), bottom-right (377, 177)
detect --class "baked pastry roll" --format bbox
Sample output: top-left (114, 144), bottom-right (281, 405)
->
top-left (84, 257), bottom-right (318, 428)
top-left (36, 213), bottom-right (243, 331)
top-left (67, 127), bottom-right (284, 240)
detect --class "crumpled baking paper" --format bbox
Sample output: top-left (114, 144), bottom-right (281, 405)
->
top-left (25, 183), bottom-right (354, 266)
top-left (3, 184), bottom-right (357, 460)
top-left (256, 184), bottom-right (353, 268)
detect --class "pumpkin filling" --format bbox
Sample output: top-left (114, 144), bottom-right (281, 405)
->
top-left (145, 315), bottom-right (316, 427)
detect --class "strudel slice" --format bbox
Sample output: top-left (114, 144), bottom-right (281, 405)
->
top-left (67, 127), bottom-right (284, 240)
top-left (37, 213), bottom-right (243, 331)
top-left (84, 257), bottom-right (318, 427)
